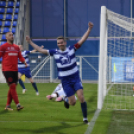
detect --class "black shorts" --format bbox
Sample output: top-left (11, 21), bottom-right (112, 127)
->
top-left (3, 71), bottom-right (18, 85)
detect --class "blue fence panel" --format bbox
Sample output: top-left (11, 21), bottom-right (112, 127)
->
top-left (30, 0), bottom-right (130, 38)
top-left (31, 0), bottom-right (64, 37)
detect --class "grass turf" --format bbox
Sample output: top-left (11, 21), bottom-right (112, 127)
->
top-left (0, 83), bottom-right (97, 134)
top-left (91, 84), bottom-right (134, 134)
top-left (91, 110), bottom-right (134, 134)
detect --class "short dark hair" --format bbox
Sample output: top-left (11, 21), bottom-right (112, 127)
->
top-left (57, 36), bottom-right (66, 41)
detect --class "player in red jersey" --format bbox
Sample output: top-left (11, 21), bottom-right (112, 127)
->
top-left (0, 32), bottom-right (27, 111)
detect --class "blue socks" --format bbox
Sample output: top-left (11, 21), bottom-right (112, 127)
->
top-left (19, 79), bottom-right (38, 93)
top-left (81, 102), bottom-right (87, 118)
top-left (19, 79), bottom-right (25, 89)
top-left (32, 82), bottom-right (38, 92)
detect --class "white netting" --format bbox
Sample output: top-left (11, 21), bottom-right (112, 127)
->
top-left (28, 53), bottom-right (52, 83)
top-left (103, 8), bottom-right (134, 109)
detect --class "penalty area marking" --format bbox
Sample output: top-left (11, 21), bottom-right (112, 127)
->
top-left (85, 109), bottom-right (101, 134)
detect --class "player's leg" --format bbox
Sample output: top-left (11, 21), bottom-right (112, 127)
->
top-left (3, 71), bottom-right (14, 110)
top-left (10, 71), bottom-right (24, 110)
top-left (18, 71), bottom-right (26, 93)
top-left (28, 77), bottom-right (39, 95)
top-left (76, 88), bottom-right (88, 124)
top-left (5, 85), bottom-right (13, 110)
top-left (61, 81), bottom-right (77, 109)
top-left (25, 68), bottom-right (39, 95)
top-left (74, 76), bottom-right (88, 124)
top-left (62, 95), bottom-right (76, 109)
top-left (68, 95), bottom-right (76, 105)
top-left (3, 71), bottom-right (24, 111)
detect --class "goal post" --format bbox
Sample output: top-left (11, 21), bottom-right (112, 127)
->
top-left (98, 6), bottom-right (134, 110)
top-left (98, 6), bottom-right (107, 109)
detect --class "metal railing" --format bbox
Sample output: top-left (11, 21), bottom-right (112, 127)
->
top-left (29, 54), bottom-right (99, 83)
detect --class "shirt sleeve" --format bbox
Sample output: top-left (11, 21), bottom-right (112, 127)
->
top-left (25, 51), bottom-right (30, 55)
top-left (74, 43), bottom-right (81, 51)
top-left (0, 45), bottom-right (5, 58)
top-left (48, 49), bottom-right (56, 56)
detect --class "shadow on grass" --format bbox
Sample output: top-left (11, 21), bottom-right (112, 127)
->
top-left (87, 94), bottom-right (97, 103)
top-left (0, 110), bottom-right (8, 115)
top-left (0, 122), bottom-right (85, 134)
top-left (34, 122), bottom-right (85, 134)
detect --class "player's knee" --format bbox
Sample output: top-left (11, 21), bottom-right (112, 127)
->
top-left (70, 100), bottom-right (76, 106)
top-left (29, 79), bottom-right (33, 83)
top-left (78, 95), bottom-right (85, 103)
top-left (10, 83), bottom-right (16, 89)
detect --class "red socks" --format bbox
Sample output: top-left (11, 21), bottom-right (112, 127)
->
top-left (6, 89), bottom-right (12, 106)
top-left (7, 83), bottom-right (19, 106)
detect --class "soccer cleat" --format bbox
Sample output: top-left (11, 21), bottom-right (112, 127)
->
top-left (22, 89), bottom-right (26, 94)
top-left (46, 95), bottom-right (52, 100)
top-left (64, 101), bottom-right (69, 109)
top-left (17, 105), bottom-right (24, 111)
top-left (36, 92), bottom-right (39, 96)
top-left (5, 105), bottom-right (13, 111)
top-left (83, 120), bottom-right (89, 124)
top-left (55, 96), bottom-right (63, 102)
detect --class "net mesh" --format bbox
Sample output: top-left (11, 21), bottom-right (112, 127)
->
top-left (104, 9), bottom-right (134, 110)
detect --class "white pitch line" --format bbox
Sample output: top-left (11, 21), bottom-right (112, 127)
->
top-left (85, 109), bottom-right (101, 134)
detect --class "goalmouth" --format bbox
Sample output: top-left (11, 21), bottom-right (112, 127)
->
top-left (98, 6), bottom-right (134, 110)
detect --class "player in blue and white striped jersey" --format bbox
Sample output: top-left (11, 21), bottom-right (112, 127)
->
top-left (18, 45), bottom-right (39, 95)
top-left (26, 22), bottom-right (93, 124)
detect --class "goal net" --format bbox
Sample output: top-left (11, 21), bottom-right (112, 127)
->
top-left (98, 6), bottom-right (134, 110)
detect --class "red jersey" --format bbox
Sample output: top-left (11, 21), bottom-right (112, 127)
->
top-left (0, 43), bottom-right (25, 71)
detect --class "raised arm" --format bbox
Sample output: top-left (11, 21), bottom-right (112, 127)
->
top-left (26, 36), bottom-right (48, 55)
top-left (30, 46), bottom-right (44, 53)
top-left (78, 22), bottom-right (94, 46)
top-left (30, 49), bottom-right (37, 53)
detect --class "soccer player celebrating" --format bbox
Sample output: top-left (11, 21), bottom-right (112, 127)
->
top-left (0, 32), bottom-right (27, 111)
top-left (18, 45), bottom-right (39, 95)
top-left (26, 22), bottom-right (93, 124)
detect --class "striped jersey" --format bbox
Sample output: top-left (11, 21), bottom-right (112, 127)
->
top-left (18, 50), bottom-right (30, 68)
top-left (48, 44), bottom-right (80, 79)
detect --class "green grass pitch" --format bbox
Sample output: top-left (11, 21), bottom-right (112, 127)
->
top-left (91, 84), bottom-right (134, 134)
top-left (0, 83), bottom-right (97, 134)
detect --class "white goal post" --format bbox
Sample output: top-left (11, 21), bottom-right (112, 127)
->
top-left (98, 6), bottom-right (134, 110)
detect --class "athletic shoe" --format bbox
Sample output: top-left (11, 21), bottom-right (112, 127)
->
top-left (83, 120), bottom-right (89, 124)
top-left (64, 101), bottom-right (69, 109)
top-left (17, 105), bottom-right (24, 111)
top-left (36, 92), bottom-right (39, 96)
top-left (55, 96), bottom-right (63, 102)
top-left (22, 89), bottom-right (26, 94)
top-left (5, 105), bottom-right (13, 111)
top-left (46, 95), bottom-right (52, 100)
